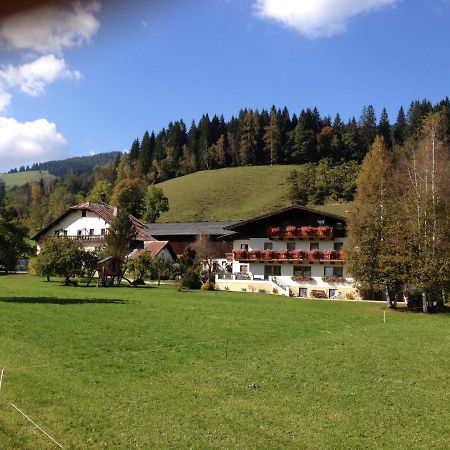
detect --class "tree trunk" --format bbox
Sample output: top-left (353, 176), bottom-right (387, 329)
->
top-left (385, 286), bottom-right (393, 308)
top-left (422, 291), bottom-right (428, 313)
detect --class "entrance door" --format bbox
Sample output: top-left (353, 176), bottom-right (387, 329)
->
top-left (264, 265), bottom-right (281, 279)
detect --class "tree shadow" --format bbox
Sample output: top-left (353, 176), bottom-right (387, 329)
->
top-left (393, 304), bottom-right (450, 315)
top-left (0, 297), bottom-right (128, 305)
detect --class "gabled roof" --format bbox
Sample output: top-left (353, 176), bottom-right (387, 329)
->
top-left (145, 221), bottom-right (239, 237)
top-left (128, 240), bottom-right (177, 260)
top-left (224, 204), bottom-right (347, 231)
top-left (32, 202), bottom-right (154, 242)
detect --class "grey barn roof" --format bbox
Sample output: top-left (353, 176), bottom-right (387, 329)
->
top-left (145, 221), bottom-right (239, 237)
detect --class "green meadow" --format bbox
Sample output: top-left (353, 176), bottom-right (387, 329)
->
top-left (157, 165), bottom-right (350, 222)
top-left (0, 171), bottom-right (55, 187)
top-left (0, 275), bottom-right (448, 449)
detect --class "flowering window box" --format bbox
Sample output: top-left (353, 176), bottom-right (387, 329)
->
top-left (269, 226), bottom-right (282, 238)
top-left (300, 226), bottom-right (315, 237)
top-left (290, 249), bottom-right (305, 260)
top-left (233, 250), bottom-right (248, 260)
top-left (323, 250), bottom-right (338, 260)
top-left (291, 274), bottom-right (313, 282)
top-left (285, 225), bottom-right (298, 238)
top-left (262, 249), bottom-right (274, 260)
top-left (308, 249), bottom-right (323, 260)
top-left (317, 226), bottom-right (333, 238)
top-left (277, 250), bottom-right (289, 260)
top-left (321, 276), bottom-right (347, 283)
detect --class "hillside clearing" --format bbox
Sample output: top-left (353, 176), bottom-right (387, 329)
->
top-left (0, 275), bottom-right (448, 449)
top-left (157, 165), bottom-right (350, 222)
top-left (0, 171), bottom-right (55, 187)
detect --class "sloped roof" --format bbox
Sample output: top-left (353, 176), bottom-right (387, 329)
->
top-left (224, 204), bottom-right (347, 231)
top-left (128, 240), bottom-right (177, 260)
top-left (32, 202), bottom-right (154, 242)
top-left (145, 221), bottom-right (239, 237)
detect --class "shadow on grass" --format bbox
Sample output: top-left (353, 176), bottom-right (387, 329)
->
top-left (0, 297), bottom-right (128, 305)
top-left (392, 304), bottom-right (450, 315)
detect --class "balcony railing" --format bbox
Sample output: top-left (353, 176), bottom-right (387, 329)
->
top-left (52, 234), bottom-right (105, 241)
top-left (268, 226), bottom-right (334, 239)
top-left (233, 249), bottom-right (344, 262)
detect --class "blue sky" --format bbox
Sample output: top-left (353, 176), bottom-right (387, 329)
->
top-left (0, 0), bottom-right (449, 172)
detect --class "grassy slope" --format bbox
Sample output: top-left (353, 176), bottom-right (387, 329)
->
top-left (0, 171), bottom-right (55, 187)
top-left (0, 275), bottom-right (449, 449)
top-left (157, 165), bottom-right (351, 222)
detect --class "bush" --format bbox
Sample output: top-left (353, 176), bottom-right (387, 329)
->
top-left (202, 281), bottom-right (215, 291)
top-left (182, 269), bottom-right (201, 289)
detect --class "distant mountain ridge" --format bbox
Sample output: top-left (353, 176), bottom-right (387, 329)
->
top-left (8, 151), bottom-right (121, 177)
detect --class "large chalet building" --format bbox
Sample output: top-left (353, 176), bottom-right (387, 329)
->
top-left (32, 202), bottom-right (359, 299)
top-left (215, 205), bottom-right (358, 299)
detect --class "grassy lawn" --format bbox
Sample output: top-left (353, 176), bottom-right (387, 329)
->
top-left (0, 275), bottom-right (449, 449)
top-left (0, 171), bottom-right (55, 187)
top-left (157, 165), bottom-right (350, 222)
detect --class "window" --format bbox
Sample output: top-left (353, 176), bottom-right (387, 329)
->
top-left (324, 266), bottom-right (344, 277)
top-left (81, 210), bottom-right (86, 218)
top-left (329, 289), bottom-right (338, 298)
top-left (335, 222), bottom-right (343, 230)
top-left (317, 219), bottom-right (325, 226)
top-left (240, 244), bottom-right (249, 250)
top-left (334, 242), bottom-right (343, 251)
top-left (287, 242), bottom-right (296, 250)
top-left (77, 230), bottom-right (82, 236)
top-left (264, 265), bottom-right (281, 278)
top-left (101, 228), bottom-right (106, 235)
top-left (293, 266), bottom-right (311, 276)
top-left (63, 230), bottom-right (67, 236)
top-left (89, 229), bottom-right (94, 235)
top-left (299, 288), bottom-right (308, 298)
top-left (310, 242), bottom-right (319, 251)
top-left (54, 230), bottom-right (60, 236)
top-left (264, 242), bottom-right (273, 250)
top-left (239, 265), bottom-right (248, 273)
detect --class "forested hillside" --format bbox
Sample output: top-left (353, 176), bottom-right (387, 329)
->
top-left (7, 151), bottom-right (121, 177)
top-left (114, 98), bottom-right (449, 183)
top-left (1, 97), bottom-right (449, 235)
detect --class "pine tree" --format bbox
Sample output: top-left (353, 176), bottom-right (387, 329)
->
top-left (378, 108), bottom-right (392, 148)
top-left (239, 110), bottom-right (260, 165)
top-left (129, 139), bottom-right (140, 162)
top-left (393, 106), bottom-right (407, 146)
top-left (263, 107), bottom-right (281, 165)
top-left (359, 105), bottom-right (377, 155)
top-left (137, 131), bottom-right (154, 177)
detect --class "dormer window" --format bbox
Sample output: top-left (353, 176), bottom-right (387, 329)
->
top-left (81, 211), bottom-right (86, 218)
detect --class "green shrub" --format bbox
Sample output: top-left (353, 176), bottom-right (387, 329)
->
top-left (182, 269), bottom-right (201, 289)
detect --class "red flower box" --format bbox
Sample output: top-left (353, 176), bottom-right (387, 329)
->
top-left (308, 249), bottom-right (323, 260)
top-left (317, 226), bottom-right (333, 238)
top-left (291, 249), bottom-right (305, 260)
top-left (300, 226), bottom-right (315, 237)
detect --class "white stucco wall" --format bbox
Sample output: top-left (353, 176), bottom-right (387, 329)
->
top-left (231, 237), bottom-right (347, 275)
top-left (42, 210), bottom-right (110, 238)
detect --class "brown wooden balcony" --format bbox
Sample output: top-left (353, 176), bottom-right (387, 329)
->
top-left (268, 226), bottom-right (334, 239)
top-left (232, 249), bottom-right (344, 263)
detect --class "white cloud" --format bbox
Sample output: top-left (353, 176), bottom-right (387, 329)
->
top-left (0, 90), bottom-right (11, 113)
top-left (255, 0), bottom-right (399, 38)
top-left (0, 117), bottom-right (68, 172)
top-left (0, 54), bottom-right (81, 97)
top-left (0, 1), bottom-right (101, 54)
